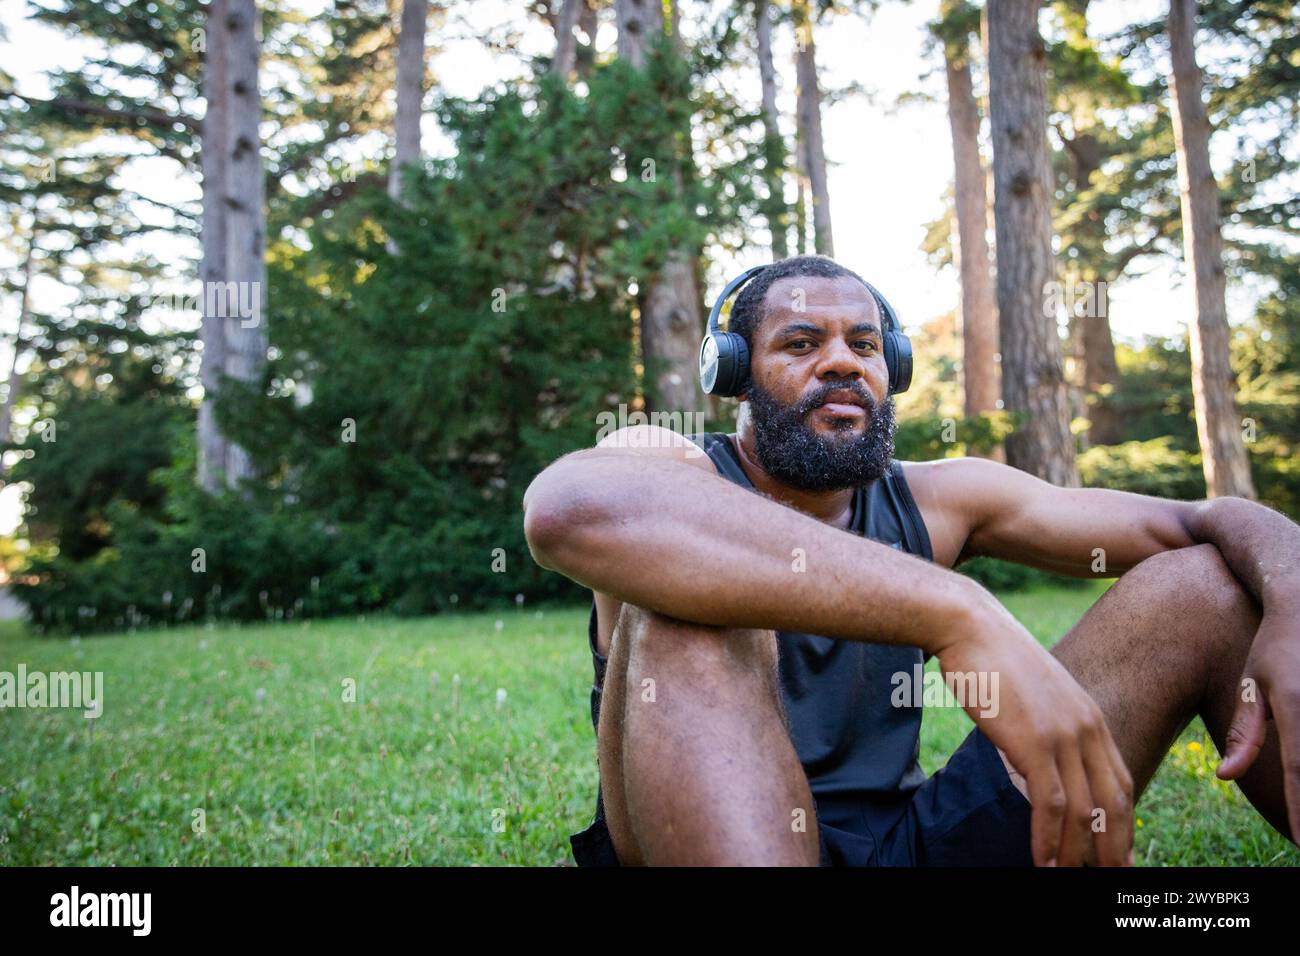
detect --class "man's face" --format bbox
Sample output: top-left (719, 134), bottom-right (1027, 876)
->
top-left (742, 274), bottom-right (896, 492)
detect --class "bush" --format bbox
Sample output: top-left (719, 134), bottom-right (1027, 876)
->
top-left (1077, 437), bottom-right (1206, 500)
top-left (956, 556), bottom-right (1090, 592)
top-left (13, 52), bottom-right (756, 634)
top-left (894, 412), bottom-right (1016, 461)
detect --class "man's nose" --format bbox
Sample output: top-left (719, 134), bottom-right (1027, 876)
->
top-left (814, 338), bottom-right (864, 383)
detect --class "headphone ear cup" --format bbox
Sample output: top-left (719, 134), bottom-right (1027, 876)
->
top-left (712, 332), bottom-right (750, 398)
top-left (885, 331), bottom-right (913, 395)
top-left (699, 331), bottom-right (750, 398)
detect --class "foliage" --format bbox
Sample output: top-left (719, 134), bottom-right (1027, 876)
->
top-left (14, 43), bottom-right (764, 633)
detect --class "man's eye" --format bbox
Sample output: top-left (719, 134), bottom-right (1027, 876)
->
top-left (855, 340), bottom-right (878, 352)
top-left (788, 339), bottom-right (814, 349)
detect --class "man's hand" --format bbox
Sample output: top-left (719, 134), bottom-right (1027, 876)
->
top-left (1216, 609), bottom-right (1300, 843)
top-left (934, 590), bottom-right (1135, 867)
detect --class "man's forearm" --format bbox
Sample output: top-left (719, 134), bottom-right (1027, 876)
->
top-left (1185, 497), bottom-right (1300, 612)
top-left (523, 453), bottom-right (986, 656)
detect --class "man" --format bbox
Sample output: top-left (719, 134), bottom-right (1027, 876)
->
top-left (522, 255), bottom-right (1300, 867)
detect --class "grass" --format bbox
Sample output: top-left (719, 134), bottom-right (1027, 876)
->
top-left (0, 584), bottom-right (1295, 866)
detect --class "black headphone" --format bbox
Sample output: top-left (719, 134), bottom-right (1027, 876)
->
top-left (697, 265), bottom-right (913, 398)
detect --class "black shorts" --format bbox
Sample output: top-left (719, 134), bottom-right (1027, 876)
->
top-left (568, 725), bottom-right (1034, 866)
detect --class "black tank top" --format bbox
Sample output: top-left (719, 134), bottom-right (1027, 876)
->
top-left (582, 432), bottom-right (935, 833)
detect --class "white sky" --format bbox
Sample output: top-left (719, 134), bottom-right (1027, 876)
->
top-left (0, 0), bottom-right (1287, 534)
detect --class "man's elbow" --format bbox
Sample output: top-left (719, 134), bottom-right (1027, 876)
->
top-left (522, 468), bottom-right (609, 572)
top-left (523, 494), bottom-right (568, 571)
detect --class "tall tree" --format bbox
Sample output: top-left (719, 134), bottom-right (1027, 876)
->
top-left (198, 0), bottom-right (231, 493)
top-left (199, 0), bottom-right (268, 491)
top-left (755, 0), bottom-right (789, 259)
top-left (1167, 0), bottom-right (1255, 497)
top-left (389, 0), bottom-right (429, 202)
top-left (1047, 0), bottom-right (1154, 447)
top-left (0, 217), bottom-right (38, 453)
top-left (986, 0), bottom-right (1078, 485)
top-left (792, 0), bottom-right (833, 256)
top-left (614, 0), bottom-right (706, 415)
top-left (936, 0), bottom-right (998, 419)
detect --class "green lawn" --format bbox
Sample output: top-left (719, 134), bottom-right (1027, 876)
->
top-left (0, 584), bottom-right (1296, 866)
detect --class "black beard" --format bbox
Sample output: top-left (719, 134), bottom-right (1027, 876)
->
top-left (744, 377), bottom-right (897, 492)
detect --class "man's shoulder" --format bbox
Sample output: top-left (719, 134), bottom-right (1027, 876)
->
top-left (584, 424), bottom-right (722, 473)
top-left (896, 456), bottom-right (1015, 524)
top-left (898, 456), bottom-right (1010, 485)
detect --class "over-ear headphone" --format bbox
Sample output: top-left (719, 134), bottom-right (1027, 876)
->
top-left (697, 265), bottom-right (913, 398)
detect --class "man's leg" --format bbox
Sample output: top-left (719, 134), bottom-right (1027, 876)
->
top-left (596, 602), bottom-right (820, 866)
top-left (997, 543), bottom-right (1293, 848)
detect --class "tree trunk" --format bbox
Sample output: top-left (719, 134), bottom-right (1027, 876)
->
top-left (793, 0), bottom-right (833, 257)
top-left (615, 0), bottom-right (705, 415)
top-left (389, 0), bottom-right (428, 202)
top-left (198, 0), bottom-right (231, 493)
top-left (795, 128), bottom-right (809, 255)
top-left (216, 0), bottom-right (267, 489)
top-left (1167, 0), bottom-right (1255, 498)
top-left (576, 0), bottom-right (598, 79)
top-left (943, 33), bottom-right (999, 420)
top-left (615, 0), bottom-right (660, 69)
top-left (552, 0), bottom-right (581, 78)
top-left (1069, 129), bottom-right (1123, 446)
top-left (1056, 0), bottom-right (1124, 446)
top-left (755, 0), bottom-right (788, 259)
top-left (986, 0), bottom-right (1078, 486)
top-left (0, 218), bottom-right (37, 465)
top-left (1079, 296), bottom-right (1122, 443)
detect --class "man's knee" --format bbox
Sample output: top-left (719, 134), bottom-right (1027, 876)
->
top-left (1122, 543), bottom-right (1259, 645)
top-left (613, 602), bottom-right (780, 684)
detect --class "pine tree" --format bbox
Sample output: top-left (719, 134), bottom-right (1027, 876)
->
top-left (1167, 0), bottom-right (1255, 497)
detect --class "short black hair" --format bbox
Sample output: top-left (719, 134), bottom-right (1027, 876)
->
top-left (726, 255), bottom-right (876, 353)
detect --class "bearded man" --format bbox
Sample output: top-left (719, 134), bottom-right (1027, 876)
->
top-left (522, 255), bottom-right (1300, 867)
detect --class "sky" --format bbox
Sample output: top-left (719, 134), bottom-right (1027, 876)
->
top-left (0, 0), bottom-right (1286, 534)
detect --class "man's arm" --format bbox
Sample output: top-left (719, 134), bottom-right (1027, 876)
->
top-left (906, 455), bottom-right (1300, 840)
top-left (525, 428), bottom-right (978, 655)
top-left (523, 427), bottom-right (1135, 867)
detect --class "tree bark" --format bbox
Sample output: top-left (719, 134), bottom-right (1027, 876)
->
top-left (1079, 291), bottom-right (1121, 443)
top-left (793, 0), bottom-right (833, 257)
top-left (986, 0), bottom-right (1078, 485)
top-left (755, 0), bottom-right (788, 259)
top-left (389, 0), bottom-right (428, 202)
top-left (1167, 0), bottom-right (1255, 498)
top-left (552, 0), bottom-right (581, 78)
top-left (198, 0), bottom-right (231, 494)
top-left (215, 0), bottom-right (267, 489)
top-left (943, 30), bottom-right (999, 419)
top-left (615, 0), bottom-right (705, 416)
top-left (615, 0), bottom-right (661, 69)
